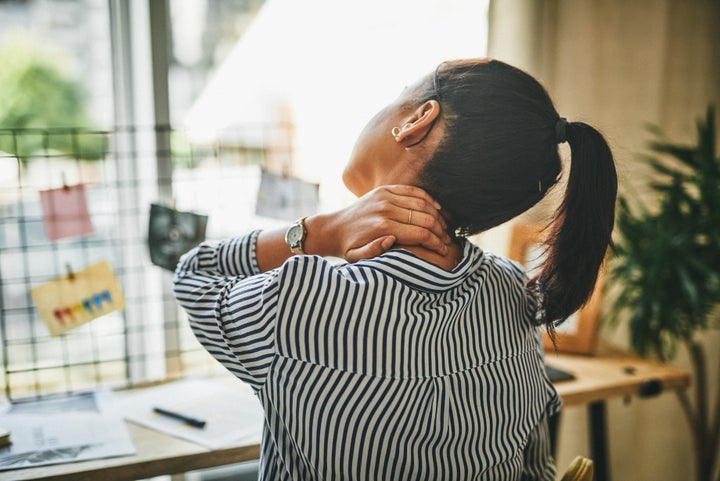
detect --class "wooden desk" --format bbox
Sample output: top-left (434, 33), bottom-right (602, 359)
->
top-left (1, 350), bottom-right (690, 481)
top-left (545, 348), bottom-right (691, 481)
top-left (547, 349), bottom-right (690, 406)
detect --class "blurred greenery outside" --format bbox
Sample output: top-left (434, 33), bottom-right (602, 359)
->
top-left (0, 37), bottom-right (105, 162)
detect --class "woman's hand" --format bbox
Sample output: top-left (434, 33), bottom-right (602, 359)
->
top-left (308, 185), bottom-right (451, 263)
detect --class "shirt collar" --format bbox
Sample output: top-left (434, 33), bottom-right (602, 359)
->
top-left (355, 239), bottom-right (484, 293)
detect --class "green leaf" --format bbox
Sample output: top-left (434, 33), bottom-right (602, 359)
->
top-left (646, 158), bottom-right (686, 179)
top-left (649, 143), bottom-right (697, 168)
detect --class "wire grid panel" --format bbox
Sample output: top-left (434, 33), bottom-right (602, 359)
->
top-left (0, 125), bottom-right (291, 401)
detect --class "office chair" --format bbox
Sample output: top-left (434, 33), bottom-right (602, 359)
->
top-left (560, 456), bottom-right (594, 481)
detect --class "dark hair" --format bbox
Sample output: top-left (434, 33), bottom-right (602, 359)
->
top-left (418, 59), bottom-right (618, 329)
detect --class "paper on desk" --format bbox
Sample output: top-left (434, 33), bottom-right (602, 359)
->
top-left (0, 391), bottom-right (135, 471)
top-left (116, 378), bottom-right (264, 449)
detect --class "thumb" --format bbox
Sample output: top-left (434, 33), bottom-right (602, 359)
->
top-left (345, 235), bottom-right (396, 263)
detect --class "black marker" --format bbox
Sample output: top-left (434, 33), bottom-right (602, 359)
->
top-left (153, 406), bottom-right (206, 428)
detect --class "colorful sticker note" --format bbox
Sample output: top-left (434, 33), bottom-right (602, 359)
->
top-left (39, 184), bottom-right (94, 241)
top-left (148, 203), bottom-right (208, 271)
top-left (30, 260), bottom-right (126, 336)
top-left (255, 170), bottom-right (319, 222)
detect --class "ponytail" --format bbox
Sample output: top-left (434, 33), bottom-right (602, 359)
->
top-left (530, 121), bottom-right (618, 327)
top-left (414, 59), bottom-right (617, 329)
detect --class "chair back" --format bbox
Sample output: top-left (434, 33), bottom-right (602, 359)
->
top-left (560, 456), bottom-right (594, 481)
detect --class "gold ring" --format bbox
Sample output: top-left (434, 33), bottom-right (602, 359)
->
top-left (408, 209), bottom-right (413, 224)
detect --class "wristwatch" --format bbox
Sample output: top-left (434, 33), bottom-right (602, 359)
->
top-left (285, 217), bottom-right (308, 255)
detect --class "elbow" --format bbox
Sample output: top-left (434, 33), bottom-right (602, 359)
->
top-left (172, 248), bottom-right (200, 307)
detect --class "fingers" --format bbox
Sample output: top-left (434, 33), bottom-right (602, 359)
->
top-left (343, 185), bottom-right (451, 261)
top-left (383, 185), bottom-right (442, 210)
top-left (347, 224), bottom-right (447, 260)
top-left (373, 184), bottom-right (445, 220)
top-left (371, 186), bottom-right (449, 243)
top-left (346, 235), bottom-right (396, 263)
top-left (384, 187), bottom-right (447, 231)
top-left (402, 208), bottom-right (450, 243)
top-left (391, 222), bottom-right (449, 256)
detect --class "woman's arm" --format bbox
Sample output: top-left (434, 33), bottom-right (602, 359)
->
top-left (173, 231), bottom-right (275, 390)
top-left (256, 184), bottom-right (451, 272)
top-left (173, 185), bottom-right (448, 389)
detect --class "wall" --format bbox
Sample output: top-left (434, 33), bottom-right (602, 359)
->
top-left (486, 1), bottom-right (720, 479)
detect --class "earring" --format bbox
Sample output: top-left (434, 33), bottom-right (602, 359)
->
top-left (391, 126), bottom-right (401, 140)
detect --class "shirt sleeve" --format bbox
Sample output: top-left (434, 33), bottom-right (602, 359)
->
top-left (521, 415), bottom-right (557, 481)
top-left (173, 231), bottom-right (279, 391)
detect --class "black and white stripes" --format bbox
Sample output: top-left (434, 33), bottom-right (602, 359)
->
top-left (174, 231), bottom-right (561, 480)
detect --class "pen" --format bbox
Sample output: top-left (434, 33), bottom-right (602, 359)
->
top-left (153, 406), bottom-right (206, 428)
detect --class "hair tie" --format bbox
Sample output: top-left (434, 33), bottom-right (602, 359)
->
top-left (555, 117), bottom-right (568, 144)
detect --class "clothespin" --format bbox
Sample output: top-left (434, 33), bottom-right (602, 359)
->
top-left (61, 172), bottom-right (69, 191)
top-left (170, 198), bottom-right (178, 220)
top-left (66, 262), bottom-right (75, 281)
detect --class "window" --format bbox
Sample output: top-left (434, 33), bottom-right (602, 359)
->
top-left (0, 0), bottom-right (488, 401)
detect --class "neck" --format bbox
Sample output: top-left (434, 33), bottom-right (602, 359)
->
top-left (373, 152), bottom-right (425, 189)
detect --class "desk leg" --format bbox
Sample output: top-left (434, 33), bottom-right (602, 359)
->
top-left (589, 401), bottom-right (610, 481)
top-left (548, 411), bottom-right (560, 459)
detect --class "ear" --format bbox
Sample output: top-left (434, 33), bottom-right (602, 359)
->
top-left (393, 100), bottom-right (441, 147)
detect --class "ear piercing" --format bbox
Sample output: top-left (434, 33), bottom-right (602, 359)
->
top-left (391, 126), bottom-right (401, 140)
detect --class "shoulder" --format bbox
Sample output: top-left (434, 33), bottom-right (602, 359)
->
top-left (481, 251), bottom-right (540, 326)
top-left (481, 251), bottom-right (529, 287)
top-left (275, 254), bottom-right (369, 290)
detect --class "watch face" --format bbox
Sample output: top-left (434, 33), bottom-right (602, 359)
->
top-left (286, 224), bottom-right (303, 245)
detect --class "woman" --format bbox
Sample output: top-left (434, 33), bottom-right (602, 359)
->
top-left (174, 58), bottom-right (617, 480)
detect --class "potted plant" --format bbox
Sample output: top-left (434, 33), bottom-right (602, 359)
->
top-left (608, 107), bottom-right (720, 481)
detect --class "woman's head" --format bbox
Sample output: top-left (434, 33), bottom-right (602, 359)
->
top-left (346, 58), bottom-right (618, 330)
top-left (344, 59), bottom-right (566, 234)
top-left (421, 59), bottom-right (563, 235)
top-left (422, 59), bottom-right (618, 329)
top-left (343, 75), bottom-right (444, 196)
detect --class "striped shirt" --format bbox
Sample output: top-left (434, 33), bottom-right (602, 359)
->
top-left (174, 231), bottom-right (561, 481)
